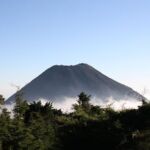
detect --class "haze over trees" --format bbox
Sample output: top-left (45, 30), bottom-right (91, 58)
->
top-left (0, 92), bottom-right (150, 150)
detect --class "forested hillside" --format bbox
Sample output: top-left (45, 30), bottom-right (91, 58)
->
top-left (0, 93), bottom-right (150, 150)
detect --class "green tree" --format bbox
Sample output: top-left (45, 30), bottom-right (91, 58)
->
top-left (13, 92), bottom-right (29, 119)
top-left (0, 108), bottom-right (11, 150)
top-left (0, 95), bottom-right (4, 105)
top-left (73, 92), bottom-right (91, 112)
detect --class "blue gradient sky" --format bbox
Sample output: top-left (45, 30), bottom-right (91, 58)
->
top-left (0, 0), bottom-right (150, 98)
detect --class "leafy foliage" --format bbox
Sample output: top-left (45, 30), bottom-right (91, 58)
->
top-left (0, 92), bottom-right (150, 150)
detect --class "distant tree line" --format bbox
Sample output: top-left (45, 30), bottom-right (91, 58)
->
top-left (0, 92), bottom-right (150, 150)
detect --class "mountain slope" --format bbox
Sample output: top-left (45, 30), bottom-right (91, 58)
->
top-left (6, 63), bottom-right (144, 103)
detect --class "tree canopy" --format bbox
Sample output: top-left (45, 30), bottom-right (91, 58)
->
top-left (0, 93), bottom-right (150, 150)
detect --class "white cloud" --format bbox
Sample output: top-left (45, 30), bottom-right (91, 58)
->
top-left (1, 96), bottom-right (146, 117)
top-left (92, 97), bottom-right (142, 110)
top-left (38, 96), bottom-right (144, 112)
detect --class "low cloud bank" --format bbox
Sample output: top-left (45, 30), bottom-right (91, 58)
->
top-left (1, 97), bottom-right (145, 115)
top-left (39, 96), bottom-right (143, 112)
top-left (92, 97), bottom-right (142, 111)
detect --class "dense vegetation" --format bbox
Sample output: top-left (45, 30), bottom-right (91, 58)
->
top-left (0, 93), bottom-right (150, 150)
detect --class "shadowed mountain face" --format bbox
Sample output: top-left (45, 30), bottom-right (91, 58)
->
top-left (6, 64), bottom-right (144, 103)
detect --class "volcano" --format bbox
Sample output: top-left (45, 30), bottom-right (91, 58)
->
top-left (6, 63), bottom-right (144, 103)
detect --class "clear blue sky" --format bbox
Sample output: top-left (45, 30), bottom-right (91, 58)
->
top-left (0, 0), bottom-right (150, 98)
